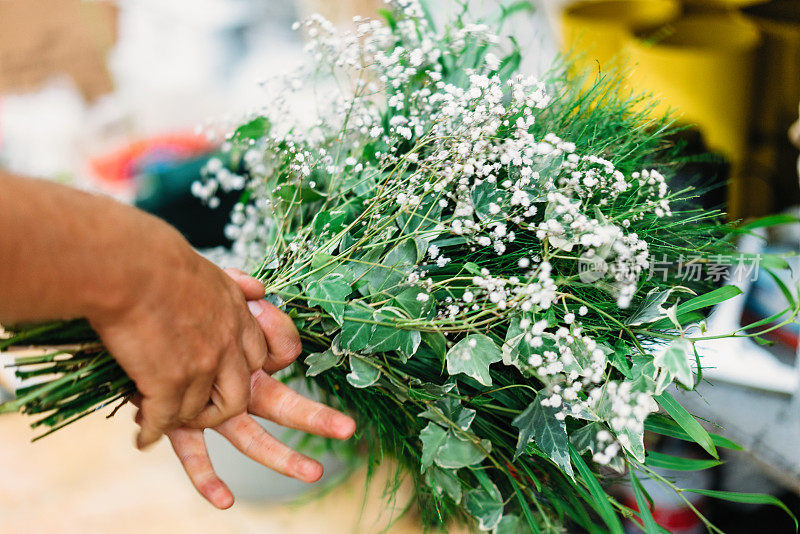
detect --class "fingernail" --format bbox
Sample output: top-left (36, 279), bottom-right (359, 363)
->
top-left (247, 300), bottom-right (264, 317)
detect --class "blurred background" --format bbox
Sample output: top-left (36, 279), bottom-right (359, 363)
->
top-left (0, 0), bottom-right (798, 532)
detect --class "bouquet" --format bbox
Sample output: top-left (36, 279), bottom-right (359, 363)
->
top-left (3, 1), bottom-right (799, 532)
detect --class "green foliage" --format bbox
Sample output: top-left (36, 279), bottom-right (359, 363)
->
top-left (2, 2), bottom-right (798, 533)
top-left (445, 335), bottom-right (503, 387)
top-left (512, 394), bottom-right (572, 479)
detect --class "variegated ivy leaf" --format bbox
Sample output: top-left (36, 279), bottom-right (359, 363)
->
top-left (625, 287), bottom-right (694, 326)
top-left (471, 181), bottom-right (504, 222)
top-left (309, 252), bottom-right (356, 284)
top-left (420, 422), bottom-right (448, 470)
top-left (419, 395), bottom-right (477, 432)
top-left (446, 334), bottom-right (502, 387)
top-left (306, 273), bottom-right (352, 324)
top-left (464, 480), bottom-right (504, 531)
top-left (419, 422), bottom-right (490, 470)
top-left (364, 239), bottom-right (417, 295)
top-left (616, 423), bottom-right (647, 464)
top-left (654, 338), bottom-right (695, 389)
top-left (570, 422), bottom-right (626, 473)
top-left (391, 286), bottom-right (434, 318)
top-left (425, 466), bottom-right (462, 504)
top-left (346, 355), bottom-right (380, 388)
top-left (366, 307), bottom-right (421, 361)
top-left (304, 349), bottom-right (339, 377)
top-left (627, 354), bottom-right (659, 394)
top-left (311, 209), bottom-right (348, 241)
top-left (408, 379), bottom-right (456, 401)
top-left (341, 303), bottom-right (374, 351)
top-left (495, 515), bottom-right (532, 534)
top-left (436, 431), bottom-right (491, 469)
top-left (512, 393), bottom-right (573, 478)
top-left (501, 318), bottom-right (529, 371)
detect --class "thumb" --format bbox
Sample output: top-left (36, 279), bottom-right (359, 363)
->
top-left (223, 268), bottom-right (266, 301)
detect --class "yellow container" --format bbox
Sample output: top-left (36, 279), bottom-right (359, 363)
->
top-left (744, 1), bottom-right (800, 144)
top-left (683, 0), bottom-right (769, 10)
top-left (560, 0), bottom-right (681, 72)
top-left (627, 13), bottom-right (761, 217)
top-left (627, 14), bottom-right (760, 160)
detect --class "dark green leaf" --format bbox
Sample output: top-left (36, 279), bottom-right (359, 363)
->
top-left (630, 470), bottom-right (661, 534)
top-left (645, 451), bottom-right (723, 471)
top-left (644, 414), bottom-right (742, 450)
top-left (655, 392), bottom-right (718, 459)
top-left (570, 446), bottom-right (624, 534)
top-left (684, 489), bottom-right (797, 530)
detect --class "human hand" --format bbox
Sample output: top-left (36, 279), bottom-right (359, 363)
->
top-left (162, 370), bottom-right (356, 509)
top-left (147, 270), bottom-right (356, 509)
top-left (89, 225), bottom-right (275, 450)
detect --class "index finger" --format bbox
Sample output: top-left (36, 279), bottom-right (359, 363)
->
top-left (248, 300), bottom-right (302, 373)
top-left (249, 372), bottom-right (356, 440)
top-left (137, 393), bottom-right (183, 449)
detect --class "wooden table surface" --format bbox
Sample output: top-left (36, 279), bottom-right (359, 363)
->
top-left (0, 406), bottom-right (463, 534)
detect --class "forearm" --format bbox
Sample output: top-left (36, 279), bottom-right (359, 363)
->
top-left (0, 172), bottom-right (187, 324)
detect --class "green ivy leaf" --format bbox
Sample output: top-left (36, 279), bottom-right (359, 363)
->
top-left (312, 209), bottom-right (349, 240)
top-left (512, 393), bottom-right (573, 478)
top-left (446, 334), bottom-right (502, 387)
top-left (232, 116), bottom-right (269, 141)
top-left (609, 340), bottom-right (632, 379)
top-left (420, 422), bottom-right (448, 470)
top-left (464, 481), bottom-right (504, 531)
top-left (365, 239), bottom-right (417, 295)
top-left (365, 308), bottom-right (421, 360)
top-left (391, 286), bottom-right (434, 318)
top-left (341, 304), bottom-right (375, 351)
top-left (306, 273), bottom-right (352, 324)
top-left (425, 466), bottom-right (463, 504)
top-left (346, 355), bottom-right (380, 388)
top-left (495, 515), bottom-right (532, 534)
top-left (421, 330), bottom-right (448, 359)
top-left (436, 431), bottom-right (491, 469)
top-left (419, 396), bottom-right (477, 432)
top-left (304, 349), bottom-right (339, 377)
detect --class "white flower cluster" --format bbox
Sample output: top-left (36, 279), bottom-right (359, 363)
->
top-left (193, 0), bottom-right (674, 465)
